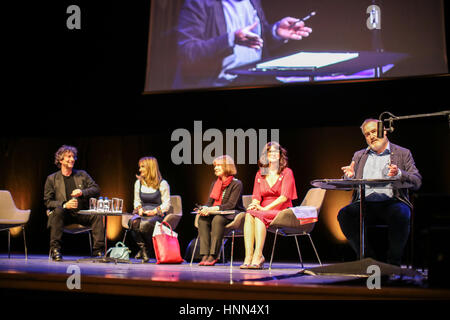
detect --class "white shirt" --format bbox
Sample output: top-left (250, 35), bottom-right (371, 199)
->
top-left (362, 143), bottom-right (401, 201)
top-left (219, 0), bottom-right (262, 84)
top-left (133, 179), bottom-right (171, 213)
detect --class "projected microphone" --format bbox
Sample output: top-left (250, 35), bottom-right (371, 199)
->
top-left (377, 120), bottom-right (384, 138)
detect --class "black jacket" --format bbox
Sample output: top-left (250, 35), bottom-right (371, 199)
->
top-left (44, 169), bottom-right (100, 211)
top-left (205, 178), bottom-right (245, 212)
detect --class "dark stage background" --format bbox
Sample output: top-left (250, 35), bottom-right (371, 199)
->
top-left (2, 1), bottom-right (449, 264)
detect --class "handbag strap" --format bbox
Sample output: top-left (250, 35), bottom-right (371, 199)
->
top-left (160, 221), bottom-right (173, 236)
top-left (106, 242), bottom-right (126, 254)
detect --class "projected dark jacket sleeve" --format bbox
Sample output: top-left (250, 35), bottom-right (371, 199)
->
top-left (175, 0), bottom-right (276, 88)
top-left (177, 0), bottom-right (233, 68)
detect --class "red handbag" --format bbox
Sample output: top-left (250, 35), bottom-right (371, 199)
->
top-left (152, 221), bottom-right (184, 264)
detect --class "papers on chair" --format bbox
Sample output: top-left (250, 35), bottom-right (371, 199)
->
top-left (256, 52), bottom-right (359, 70)
top-left (207, 210), bottom-right (237, 215)
top-left (190, 210), bottom-right (237, 215)
top-left (290, 206), bottom-right (318, 225)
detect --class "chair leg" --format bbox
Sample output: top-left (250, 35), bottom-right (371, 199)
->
top-left (307, 233), bottom-right (322, 266)
top-left (88, 231), bottom-right (93, 256)
top-left (7, 229), bottom-right (11, 259)
top-left (294, 235), bottom-right (304, 268)
top-left (122, 229), bottom-right (128, 244)
top-left (230, 231), bottom-right (235, 270)
top-left (269, 229), bottom-right (279, 271)
top-left (220, 240), bottom-right (225, 264)
top-left (190, 237), bottom-right (199, 266)
top-left (22, 226), bottom-right (28, 260)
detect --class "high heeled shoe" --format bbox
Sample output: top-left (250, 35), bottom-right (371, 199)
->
top-left (240, 256), bottom-right (253, 269)
top-left (248, 256), bottom-right (265, 269)
top-left (198, 255), bottom-right (208, 266)
top-left (204, 256), bottom-right (219, 266)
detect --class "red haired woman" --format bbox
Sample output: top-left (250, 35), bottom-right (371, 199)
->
top-left (241, 142), bottom-right (298, 269)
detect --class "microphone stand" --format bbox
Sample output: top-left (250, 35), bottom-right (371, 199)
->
top-left (369, 0), bottom-right (383, 78)
top-left (373, 109), bottom-right (449, 262)
top-left (378, 110), bottom-right (450, 133)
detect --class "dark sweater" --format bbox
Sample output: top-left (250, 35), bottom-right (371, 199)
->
top-left (205, 178), bottom-right (245, 212)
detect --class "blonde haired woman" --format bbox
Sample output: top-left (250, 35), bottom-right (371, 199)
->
top-left (196, 155), bottom-right (244, 266)
top-left (130, 156), bottom-right (171, 262)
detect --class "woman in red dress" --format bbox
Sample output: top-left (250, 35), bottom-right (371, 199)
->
top-left (241, 142), bottom-right (297, 269)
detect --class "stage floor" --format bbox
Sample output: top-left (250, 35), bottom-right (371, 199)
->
top-left (1, 253), bottom-right (450, 304)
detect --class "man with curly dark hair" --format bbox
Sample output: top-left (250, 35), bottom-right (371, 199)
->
top-left (44, 145), bottom-right (104, 261)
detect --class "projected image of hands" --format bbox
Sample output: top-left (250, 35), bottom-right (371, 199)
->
top-left (145, 0), bottom-right (448, 92)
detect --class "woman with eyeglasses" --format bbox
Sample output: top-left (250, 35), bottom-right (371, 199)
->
top-left (241, 142), bottom-right (298, 269)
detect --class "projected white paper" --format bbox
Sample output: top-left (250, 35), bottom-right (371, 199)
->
top-left (256, 52), bottom-right (359, 70)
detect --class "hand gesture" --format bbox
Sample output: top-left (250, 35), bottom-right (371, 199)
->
top-left (341, 161), bottom-right (356, 178)
top-left (234, 21), bottom-right (264, 49)
top-left (65, 198), bottom-right (78, 209)
top-left (70, 189), bottom-right (83, 198)
top-left (276, 17), bottom-right (312, 40)
top-left (143, 209), bottom-right (157, 216)
top-left (198, 206), bottom-right (210, 216)
top-left (247, 201), bottom-right (262, 211)
top-left (387, 164), bottom-right (399, 177)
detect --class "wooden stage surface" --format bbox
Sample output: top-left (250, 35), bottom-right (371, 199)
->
top-left (1, 254), bottom-right (450, 303)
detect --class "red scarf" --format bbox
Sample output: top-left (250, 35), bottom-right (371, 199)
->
top-left (210, 176), bottom-right (234, 206)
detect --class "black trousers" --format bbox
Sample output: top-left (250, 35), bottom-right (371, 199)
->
top-left (48, 206), bottom-right (105, 252)
top-left (198, 214), bottom-right (233, 256)
top-left (337, 200), bottom-right (411, 266)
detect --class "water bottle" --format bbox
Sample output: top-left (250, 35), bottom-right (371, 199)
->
top-left (103, 197), bottom-right (110, 212)
top-left (97, 197), bottom-right (104, 212)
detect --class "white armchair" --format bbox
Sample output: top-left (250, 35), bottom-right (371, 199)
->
top-left (267, 188), bottom-right (326, 270)
top-left (0, 190), bottom-right (31, 259)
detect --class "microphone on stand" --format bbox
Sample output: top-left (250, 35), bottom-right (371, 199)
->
top-left (376, 110), bottom-right (449, 139)
top-left (378, 111), bottom-right (395, 138)
top-left (377, 120), bottom-right (384, 138)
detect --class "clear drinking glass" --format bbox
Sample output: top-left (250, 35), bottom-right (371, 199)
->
top-left (104, 199), bottom-right (112, 212)
top-left (89, 198), bottom-right (97, 211)
top-left (382, 163), bottom-right (391, 178)
top-left (113, 198), bottom-right (123, 213)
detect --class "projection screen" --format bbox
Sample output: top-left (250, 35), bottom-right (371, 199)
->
top-left (144, 0), bottom-right (448, 92)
